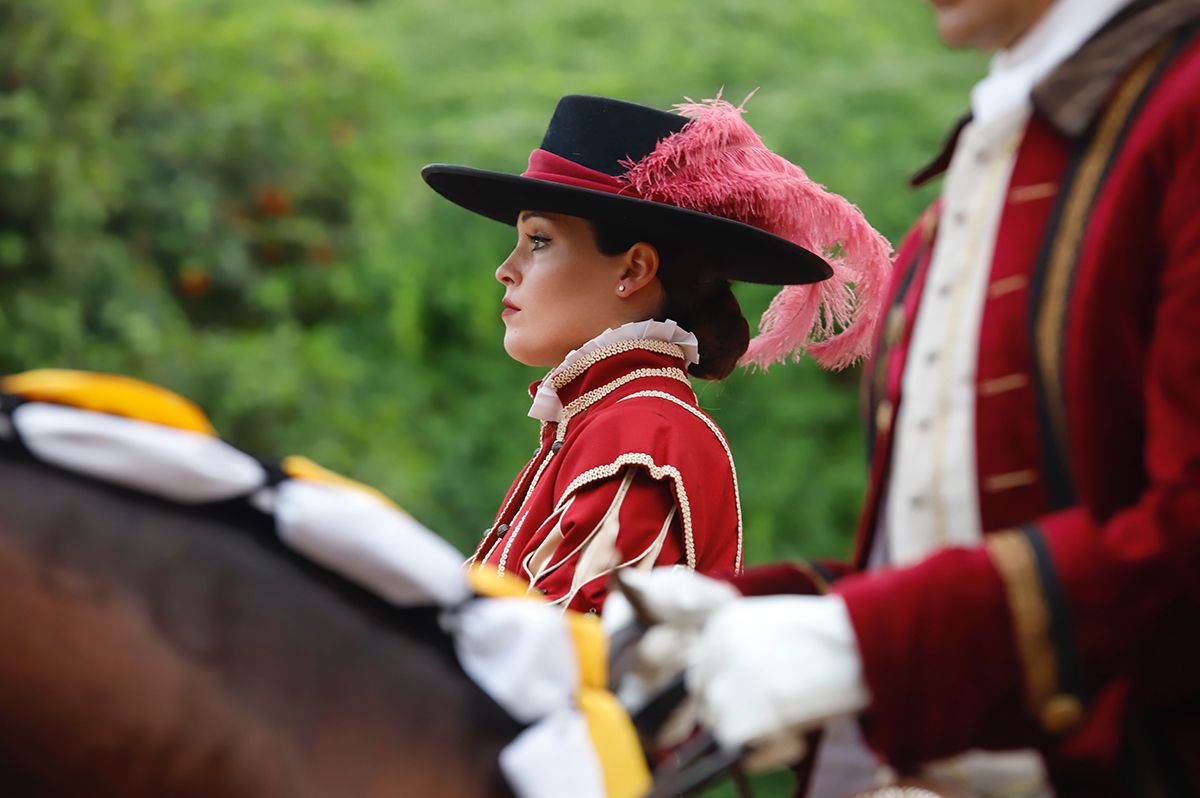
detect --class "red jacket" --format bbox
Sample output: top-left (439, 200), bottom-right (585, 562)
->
top-left (471, 340), bottom-right (742, 613)
top-left (732, 5), bottom-right (1200, 795)
top-left (833, 7), bottom-right (1200, 794)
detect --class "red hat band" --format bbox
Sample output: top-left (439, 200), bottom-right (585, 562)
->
top-left (521, 149), bottom-right (642, 198)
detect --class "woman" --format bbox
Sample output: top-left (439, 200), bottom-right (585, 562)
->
top-left (422, 94), bottom-right (890, 613)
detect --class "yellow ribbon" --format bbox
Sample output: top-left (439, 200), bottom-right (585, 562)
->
top-left (1, 369), bottom-right (402, 508)
top-left (2, 369), bottom-right (216, 435)
top-left (579, 686), bottom-right (652, 798)
top-left (469, 566), bottom-right (651, 798)
top-left (281, 454), bottom-right (398, 508)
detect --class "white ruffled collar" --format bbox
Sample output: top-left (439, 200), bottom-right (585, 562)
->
top-left (528, 319), bottom-right (699, 423)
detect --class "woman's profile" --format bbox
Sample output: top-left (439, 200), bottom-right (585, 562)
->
top-left (422, 94), bottom-right (890, 612)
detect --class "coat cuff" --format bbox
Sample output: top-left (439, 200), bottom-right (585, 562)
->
top-left (838, 528), bottom-right (1091, 768)
top-left (837, 546), bottom-right (1031, 767)
top-left (985, 525), bottom-right (1087, 735)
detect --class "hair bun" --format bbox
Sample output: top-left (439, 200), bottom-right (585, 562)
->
top-left (685, 279), bottom-right (748, 381)
top-left (589, 220), bottom-right (749, 380)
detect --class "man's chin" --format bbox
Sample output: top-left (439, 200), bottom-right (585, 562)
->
top-left (929, 1), bottom-right (1048, 52)
top-left (932, 11), bottom-right (987, 49)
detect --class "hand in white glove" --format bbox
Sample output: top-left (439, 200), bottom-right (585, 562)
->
top-left (607, 567), bottom-right (872, 773)
top-left (688, 595), bottom-right (871, 772)
top-left (603, 566), bottom-right (739, 730)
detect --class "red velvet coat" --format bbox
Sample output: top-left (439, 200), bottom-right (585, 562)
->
top-left (470, 339), bottom-right (742, 613)
top-left (839, 10), bottom-right (1200, 795)
top-left (736, 6), bottom-right (1200, 795)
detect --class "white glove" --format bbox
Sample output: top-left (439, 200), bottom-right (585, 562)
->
top-left (606, 565), bottom-right (741, 628)
top-left (608, 567), bottom-right (872, 773)
top-left (688, 595), bottom-right (872, 772)
top-left (603, 566), bottom-right (739, 721)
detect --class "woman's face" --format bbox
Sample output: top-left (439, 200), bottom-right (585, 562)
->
top-left (495, 211), bottom-right (634, 368)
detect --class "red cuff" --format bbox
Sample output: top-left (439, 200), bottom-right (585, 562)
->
top-left (837, 547), bottom-right (1033, 768)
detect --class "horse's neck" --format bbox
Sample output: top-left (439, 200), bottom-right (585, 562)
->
top-left (0, 455), bottom-right (518, 797)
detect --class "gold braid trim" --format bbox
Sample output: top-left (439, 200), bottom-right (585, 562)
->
top-left (557, 368), bottom-right (691, 442)
top-left (1035, 40), bottom-right (1171, 456)
top-left (498, 369), bottom-right (690, 576)
top-left (497, 447), bottom-right (560, 576)
top-left (556, 453), bottom-right (697, 569)
top-left (985, 531), bottom-right (1059, 727)
top-left (549, 339), bottom-right (687, 392)
top-left (792, 560), bottom-right (832, 595)
top-left (619, 390), bottom-right (744, 574)
top-left (468, 430), bottom-right (548, 566)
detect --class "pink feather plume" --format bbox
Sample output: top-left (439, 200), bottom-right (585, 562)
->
top-left (620, 94), bottom-right (893, 370)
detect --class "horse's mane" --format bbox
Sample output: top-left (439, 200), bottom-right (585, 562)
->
top-left (0, 444), bottom-right (520, 797)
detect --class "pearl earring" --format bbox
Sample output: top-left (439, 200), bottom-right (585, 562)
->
top-left (617, 284), bottom-right (626, 293)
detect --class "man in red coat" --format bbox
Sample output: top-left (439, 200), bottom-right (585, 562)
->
top-left (620, 0), bottom-right (1200, 795)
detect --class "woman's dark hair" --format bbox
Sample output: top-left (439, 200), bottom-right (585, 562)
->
top-left (591, 220), bottom-right (749, 380)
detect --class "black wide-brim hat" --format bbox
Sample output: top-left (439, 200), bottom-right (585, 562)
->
top-left (422, 95), bottom-right (832, 286)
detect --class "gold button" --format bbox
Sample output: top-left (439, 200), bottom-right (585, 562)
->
top-left (875, 399), bottom-right (893, 434)
top-left (884, 307), bottom-right (905, 348)
top-left (1041, 694), bottom-right (1084, 733)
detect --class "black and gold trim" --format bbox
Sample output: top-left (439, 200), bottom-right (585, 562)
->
top-left (986, 526), bottom-right (1086, 734)
top-left (794, 559), bottom-right (834, 595)
top-left (1027, 31), bottom-right (1193, 511)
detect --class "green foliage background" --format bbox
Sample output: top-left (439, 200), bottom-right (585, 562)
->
top-left (0, 0), bottom-right (983, 560)
top-left (1, 1), bottom-right (985, 793)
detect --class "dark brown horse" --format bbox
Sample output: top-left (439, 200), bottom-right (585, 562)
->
top-left (0, 440), bottom-right (965, 798)
top-left (0, 445), bottom-right (521, 797)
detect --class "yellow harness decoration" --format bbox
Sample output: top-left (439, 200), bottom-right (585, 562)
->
top-left (2, 369), bottom-right (216, 435)
top-left (470, 567), bottom-right (652, 798)
top-left (281, 454), bottom-right (398, 508)
top-left (3, 369), bottom-right (392, 506)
